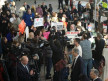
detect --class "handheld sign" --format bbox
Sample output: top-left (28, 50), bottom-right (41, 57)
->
top-left (34, 18), bottom-right (44, 27)
top-left (100, 16), bottom-right (107, 23)
top-left (56, 22), bottom-right (63, 30)
top-left (51, 22), bottom-right (57, 27)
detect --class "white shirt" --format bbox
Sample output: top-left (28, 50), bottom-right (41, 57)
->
top-left (93, 77), bottom-right (98, 81)
top-left (74, 45), bottom-right (82, 57)
top-left (21, 63), bottom-right (29, 73)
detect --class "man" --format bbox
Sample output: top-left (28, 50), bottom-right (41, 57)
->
top-left (70, 24), bottom-right (76, 31)
top-left (36, 4), bottom-right (43, 17)
top-left (74, 38), bottom-right (82, 57)
top-left (58, 0), bottom-right (63, 9)
top-left (23, 2), bottom-right (30, 11)
top-left (23, 9), bottom-right (35, 32)
top-left (80, 33), bottom-right (93, 78)
top-left (58, 9), bottom-right (64, 19)
top-left (17, 56), bottom-right (34, 81)
top-left (41, 2), bottom-right (47, 16)
top-left (71, 48), bottom-right (84, 81)
top-left (90, 69), bottom-right (102, 81)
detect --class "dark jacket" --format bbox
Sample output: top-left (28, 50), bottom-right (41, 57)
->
top-left (93, 78), bottom-right (102, 81)
top-left (78, 3), bottom-right (82, 12)
top-left (0, 37), bottom-right (2, 55)
top-left (50, 39), bottom-right (64, 65)
top-left (23, 5), bottom-right (30, 10)
top-left (17, 63), bottom-right (32, 81)
top-left (71, 56), bottom-right (84, 81)
top-left (58, 12), bottom-right (64, 19)
top-left (95, 38), bottom-right (105, 61)
top-left (41, 5), bottom-right (47, 16)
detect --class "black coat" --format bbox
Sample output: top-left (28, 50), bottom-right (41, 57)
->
top-left (93, 78), bottom-right (102, 81)
top-left (78, 4), bottom-right (82, 12)
top-left (0, 37), bottom-right (2, 55)
top-left (17, 63), bottom-right (32, 81)
top-left (41, 5), bottom-right (47, 16)
top-left (71, 56), bottom-right (84, 81)
top-left (95, 38), bottom-right (105, 61)
top-left (23, 5), bottom-right (30, 10)
top-left (50, 39), bottom-right (64, 65)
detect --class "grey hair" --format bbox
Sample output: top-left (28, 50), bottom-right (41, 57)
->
top-left (91, 69), bottom-right (99, 76)
top-left (73, 48), bottom-right (79, 55)
top-left (97, 33), bottom-right (103, 39)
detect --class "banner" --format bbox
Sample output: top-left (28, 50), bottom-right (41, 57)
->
top-left (66, 31), bottom-right (79, 38)
top-left (34, 18), bottom-right (43, 27)
top-left (103, 24), bottom-right (107, 29)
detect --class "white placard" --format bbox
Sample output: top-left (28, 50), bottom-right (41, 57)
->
top-left (101, 16), bottom-right (107, 23)
top-left (34, 18), bottom-right (43, 27)
top-left (56, 22), bottom-right (63, 30)
top-left (51, 22), bottom-right (57, 27)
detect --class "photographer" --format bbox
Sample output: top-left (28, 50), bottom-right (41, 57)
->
top-left (44, 43), bottom-right (53, 79)
top-left (49, 34), bottom-right (65, 81)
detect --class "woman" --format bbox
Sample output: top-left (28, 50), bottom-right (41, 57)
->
top-left (51, 12), bottom-right (58, 22)
top-left (10, 1), bottom-right (16, 13)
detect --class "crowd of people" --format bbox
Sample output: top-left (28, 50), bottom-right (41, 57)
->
top-left (0, 0), bottom-right (108, 81)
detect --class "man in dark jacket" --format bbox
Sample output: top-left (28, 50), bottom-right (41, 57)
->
top-left (41, 2), bottom-right (47, 16)
top-left (23, 2), bottom-right (30, 11)
top-left (17, 56), bottom-right (34, 81)
top-left (58, 9), bottom-right (64, 19)
top-left (0, 37), bottom-right (2, 57)
top-left (71, 48), bottom-right (84, 81)
top-left (90, 69), bottom-right (102, 81)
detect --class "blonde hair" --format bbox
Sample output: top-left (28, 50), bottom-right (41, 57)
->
top-left (52, 12), bottom-right (57, 17)
top-left (12, 1), bottom-right (15, 6)
top-left (31, 5), bottom-right (36, 13)
top-left (86, 3), bottom-right (91, 9)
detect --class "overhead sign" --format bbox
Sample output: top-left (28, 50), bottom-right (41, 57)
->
top-left (34, 18), bottom-right (43, 27)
